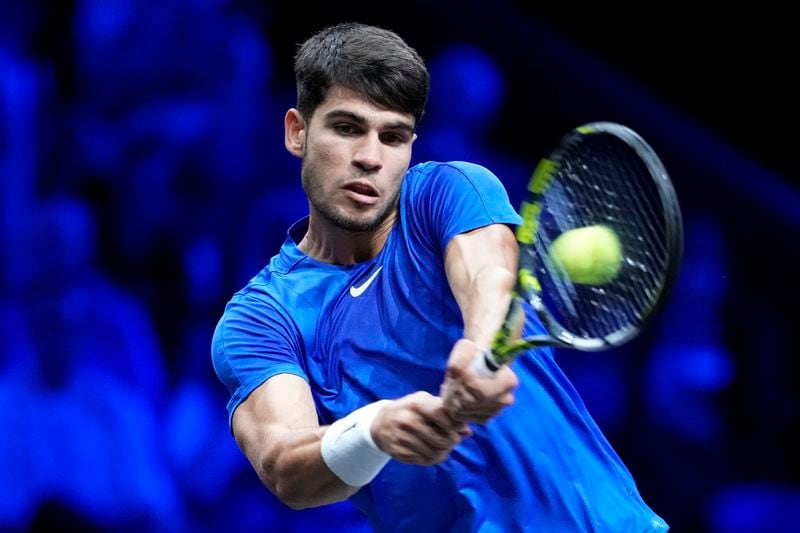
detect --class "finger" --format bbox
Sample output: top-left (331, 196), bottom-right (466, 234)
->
top-left (419, 395), bottom-right (474, 439)
top-left (418, 420), bottom-right (464, 451)
top-left (425, 403), bottom-right (469, 432)
top-left (443, 385), bottom-right (479, 413)
top-left (462, 366), bottom-right (518, 400)
top-left (410, 401), bottom-right (472, 451)
top-left (449, 392), bottom-right (515, 424)
top-left (388, 433), bottom-right (454, 465)
top-left (446, 338), bottom-right (482, 379)
top-left (452, 408), bottom-right (495, 425)
top-left (494, 366), bottom-right (520, 391)
top-left (444, 379), bottom-right (507, 421)
top-left (395, 394), bottom-right (466, 453)
top-left (498, 392), bottom-right (515, 408)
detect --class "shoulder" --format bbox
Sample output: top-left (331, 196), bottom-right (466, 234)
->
top-left (215, 283), bottom-right (287, 347)
top-left (217, 259), bottom-right (300, 340)
top-left (406, 160), bottom-right (498, 184)
top-left (403, 161), bottom-right (503, 204)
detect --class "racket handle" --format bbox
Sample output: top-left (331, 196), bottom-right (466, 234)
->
top-left (469, 348), bottom-right (502, 378)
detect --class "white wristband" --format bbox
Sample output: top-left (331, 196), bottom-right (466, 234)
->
top-left (320, 400), bottom-right (392, 487)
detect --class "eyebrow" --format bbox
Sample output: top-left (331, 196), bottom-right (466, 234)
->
top-left (323, 109), bottom-right (415, 134)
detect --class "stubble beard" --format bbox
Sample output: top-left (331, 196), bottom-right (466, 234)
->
top-left (301, 165), bottom-right (402, 232)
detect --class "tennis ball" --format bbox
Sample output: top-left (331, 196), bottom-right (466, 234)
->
top-left (548, 225), bottom-right (623, 284)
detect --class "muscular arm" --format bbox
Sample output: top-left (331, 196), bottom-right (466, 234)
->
top-left (232, 373), bottom-right (355, 509)
top-left (233, 374), bottom-right (470, 510)
top-left (444, 224), bottom-right (519, 348)
top-left (441, 224), bottom-right (521, 423)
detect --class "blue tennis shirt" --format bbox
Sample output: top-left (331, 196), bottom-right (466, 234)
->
top-left (212, 161), bottom-right (668, 532)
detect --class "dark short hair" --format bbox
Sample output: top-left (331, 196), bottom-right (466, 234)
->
top-left (294, 22), bottom-right (429, 128)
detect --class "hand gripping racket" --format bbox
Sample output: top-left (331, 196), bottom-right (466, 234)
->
top-left (473, 121), bottom-right (684, 375)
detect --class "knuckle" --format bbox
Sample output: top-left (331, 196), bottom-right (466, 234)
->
top-left (406, 391), bottom-right (429, 405)
top-left (446, 363), bottom-right (463, 380)
top-left (502, 369), bottom-right (519, 389)
top-left (395, 412), bottom-right (417, 432)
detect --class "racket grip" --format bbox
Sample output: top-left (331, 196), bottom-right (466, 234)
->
top-left (468, 296), bottom-right (524, 377)
top-left (468, 349), bottom-right (502, 378)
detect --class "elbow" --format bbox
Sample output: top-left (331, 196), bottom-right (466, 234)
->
top-left (274, 483), bottom-right (312, 510)
top-left (271, 473), bottom-right (349, 510)
top-left (271, 464), bottom-right (317, 510)
top-left (261, 456), bottom-right (336, 510)
top-left (258, 459), bottom-right (309, 509)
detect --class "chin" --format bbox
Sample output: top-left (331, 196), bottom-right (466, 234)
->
top-left (332, 209), bottom-right (387, 233)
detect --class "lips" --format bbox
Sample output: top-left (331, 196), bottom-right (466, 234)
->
top-left (342, 181), bottom-right (380, 205)
top-left (343, 181), bottom-right (379, 197)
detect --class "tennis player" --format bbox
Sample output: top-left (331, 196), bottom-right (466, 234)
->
top-left (212, 22), bottom-right (668, 531)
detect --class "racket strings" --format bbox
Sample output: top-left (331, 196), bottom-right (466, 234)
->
top-left (578, 148), bottom-right (665, 331)
top-left (533, 134), bottom-right (671, 340)
top-left (583, 144), bottom-right (666, 330)
top-left (598, 139), bottom-right (668, 306)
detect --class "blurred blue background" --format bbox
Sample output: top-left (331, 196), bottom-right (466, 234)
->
top-left (1, 1), bottom-right (798, 532)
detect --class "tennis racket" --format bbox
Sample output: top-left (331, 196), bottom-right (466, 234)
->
top-left (472, 121), bottom-right (683, 375)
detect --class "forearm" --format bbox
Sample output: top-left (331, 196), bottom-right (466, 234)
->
top-left (232, 375), bottom-right (362, 510)
top-left (445, 224), bottom-right (519, 348)
top-left (441, 225), bottom-right (521, 423)
top-left (460, 265), bottom-right (516, 347)
top-left (235, 381), bottom-right (468, 509)
top-left (250, 426), bottom-right (358, 510)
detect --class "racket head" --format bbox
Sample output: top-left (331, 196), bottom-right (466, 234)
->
top-left (515, 121), bottom-right (683, 351)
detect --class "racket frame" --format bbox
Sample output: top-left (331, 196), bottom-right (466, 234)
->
top-left (486, 122), bottom-right (683, 369)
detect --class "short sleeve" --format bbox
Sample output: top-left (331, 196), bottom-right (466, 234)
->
top-left (211, 287), bottom-right (307, 428)
top-left (404, 162), bottom-right (522, 255)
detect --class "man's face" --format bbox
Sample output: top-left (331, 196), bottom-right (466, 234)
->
top-left (298, 87), bottom-right (416, 232)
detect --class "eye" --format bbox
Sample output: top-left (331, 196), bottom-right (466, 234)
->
top-left (334, 123), bottom-right (357, 136)
top-left (381, 132), bottom-right (409, 146)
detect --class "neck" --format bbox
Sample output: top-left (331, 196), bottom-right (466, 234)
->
top-left (299, 210), bottom-right (397, 265)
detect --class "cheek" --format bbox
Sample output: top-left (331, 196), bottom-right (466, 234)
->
top-left (311, 143), bottom-right (332, 162)
top-left (302, 144), bottom-right (335, 181)
top-left (303, 142), bottom-right (348, 190)
top-left (387, 150), bottom-right (412, 180)
top-left (385, 166), bottom-right (408, 194)
top-left (310, 136), bottom-right (347, 165)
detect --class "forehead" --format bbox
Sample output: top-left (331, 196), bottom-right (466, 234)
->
top-left (313, 86), bottom-right (415, 128)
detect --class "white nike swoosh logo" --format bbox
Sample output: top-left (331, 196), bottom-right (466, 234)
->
top-left (349, 266), bottom-right (383, 297)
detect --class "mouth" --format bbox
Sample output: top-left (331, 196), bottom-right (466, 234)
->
top-left (342, 181), bottom-right (380, 205)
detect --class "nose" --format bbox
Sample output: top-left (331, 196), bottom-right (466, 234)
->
top-left (352, 133), bottom-right (383, 172)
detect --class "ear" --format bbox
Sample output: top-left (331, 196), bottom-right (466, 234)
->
top-left (284, 108), bottom-right (306, 158)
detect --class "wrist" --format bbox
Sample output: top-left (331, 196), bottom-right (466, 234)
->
top-left (320, 400), bottom-right (392, 487)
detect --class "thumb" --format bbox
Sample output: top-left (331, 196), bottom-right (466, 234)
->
top-left (446, 338), bottom-right (482, 378)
